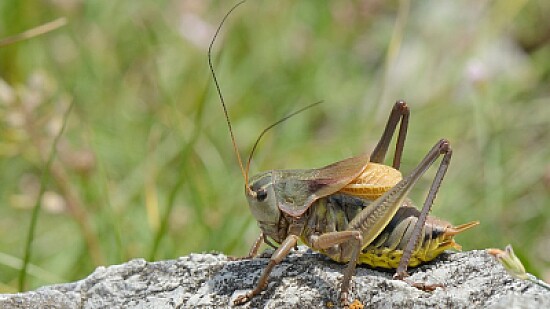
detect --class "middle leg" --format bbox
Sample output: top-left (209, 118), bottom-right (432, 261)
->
top-left (307, 230), bottom-right (363, 308)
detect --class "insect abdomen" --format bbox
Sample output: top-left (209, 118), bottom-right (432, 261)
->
top-left (359, 205), bottom-right (479, 268)
top-left (301, 194), bottom-right (478, 268)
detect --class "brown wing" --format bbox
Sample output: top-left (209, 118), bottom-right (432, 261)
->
top-left (273, 154), bottom-right (370, 216)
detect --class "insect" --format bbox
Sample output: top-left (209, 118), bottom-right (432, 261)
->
top-left (208, 1), bottom-right (479, 307)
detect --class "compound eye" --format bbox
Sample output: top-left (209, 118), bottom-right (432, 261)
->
top-left (256, 188), bottom-right (267, 202)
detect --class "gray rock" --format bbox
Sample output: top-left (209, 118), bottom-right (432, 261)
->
top-left (1, 247), bottom-right (548, 308)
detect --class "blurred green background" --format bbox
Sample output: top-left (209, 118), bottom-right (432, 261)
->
top-left (0, 0), bottom-right (549, 292)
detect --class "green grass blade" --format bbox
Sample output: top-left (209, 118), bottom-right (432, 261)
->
top-left (18, 100), bottom-right (74, 291)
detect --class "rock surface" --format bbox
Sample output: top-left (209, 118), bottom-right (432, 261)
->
top-left (1, 247), bottom-right (549, 308)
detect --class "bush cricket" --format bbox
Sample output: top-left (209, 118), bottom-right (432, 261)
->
top-left (208, 1), bottom-right (479, 307)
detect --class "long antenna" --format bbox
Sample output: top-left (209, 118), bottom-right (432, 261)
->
top-left (209, 1), bottom-right (322, 192)
top-left (245, 101), bottom-right (322, 178)
top-left (208, 0), bottom-right (250, 189)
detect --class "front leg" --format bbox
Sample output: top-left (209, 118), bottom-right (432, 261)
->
top-left (234, 234), bottom-right (299, 305)
top-left (228, 232), bottom-right (265, 261)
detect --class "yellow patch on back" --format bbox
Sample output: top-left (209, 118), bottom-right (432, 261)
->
top-left (339, 163), bottom-right (402, 200)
